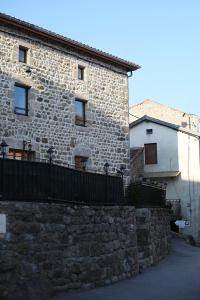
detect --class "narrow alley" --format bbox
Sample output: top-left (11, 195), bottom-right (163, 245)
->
top-left (51, 238), bottom-right (200, 300)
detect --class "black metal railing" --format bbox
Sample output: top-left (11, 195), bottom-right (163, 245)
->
top-left (125, 181), bottom-right (166, 207)
top-left (0, 158), bottom-right (124, 205)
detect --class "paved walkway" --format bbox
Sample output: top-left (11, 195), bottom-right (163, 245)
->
top-left (51, 238), bottom-right (200, 300)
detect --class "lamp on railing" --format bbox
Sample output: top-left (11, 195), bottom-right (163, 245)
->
top-left (0, 140), bottom-right (8, 159)
top-left (117, 165), bottom-right (125, 180)
top-left (47, 146), bottom-right (54, 164)
top-left (104, 162), bottom-right (110, 175)
top-left (117, 165), bottom-right (125, 196)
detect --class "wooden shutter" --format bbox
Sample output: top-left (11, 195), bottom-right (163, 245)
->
top-left (75, 156), bottom-right (82, 170)
top-left (144, 143), bottom-right (157, 164)
top-left (75, 156), bottom-right (88, 171)
top-left (9, 149), bottom-right (34, 161)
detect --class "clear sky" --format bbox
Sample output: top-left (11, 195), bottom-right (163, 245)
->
top-left (1, 0), bottom-right (200, 116)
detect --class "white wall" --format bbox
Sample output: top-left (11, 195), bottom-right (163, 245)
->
top-left (177, 131), bottom-right (200, 239)
top-left (130, 121), bottom-right (179, 173)
top-left (130, 122), bottom-right (200, 242)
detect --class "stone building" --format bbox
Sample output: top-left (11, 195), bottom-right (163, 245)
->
top-left (0, 13), bottom-right (140, 176)
top-left (130, 99), bottom-right (200, 132)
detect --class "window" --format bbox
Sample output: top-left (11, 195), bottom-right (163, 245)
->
top-left (146, 129), bottom-right (153, 134)
top-left (14, 84), bottom-right (29, 115)
top-left (78, 65), bottom-right (85, 80)
top-left (75, 99), bottom-right (86, 126)
top-left (19, 46), bottom-right (28, 63)
top-left (144, 143), bottom-right (157, 164)
top-left (75, 156), bottom-right (88, 171)
top-left (9, 149), bottom-right (34, 161)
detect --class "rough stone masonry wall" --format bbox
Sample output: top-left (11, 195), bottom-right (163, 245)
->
top-left (0, 202), bottom-right (139, 300)
top-left (129, 100), bottom-right (199, 132)
top-left (0, 24), bottom-right (130, 177)
top-left (130, 151), bottom-right (144, 182)
top-left (136, 208), bottom-right (171, 270)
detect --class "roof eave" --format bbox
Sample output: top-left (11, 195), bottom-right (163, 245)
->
top-left (0, 13), bottom-right (141, 72)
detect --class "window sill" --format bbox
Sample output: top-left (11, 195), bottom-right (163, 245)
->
top-left (14, 113), bottom-right (31, 122)
top-left (75, 124), bottom-right (89, 132)
top-left (75, 123), bottom-right (86, 127)
top-left (14, 112), bottom-right (28, 116)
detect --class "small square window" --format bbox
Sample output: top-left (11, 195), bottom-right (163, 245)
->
top-left (19, 46), bottom-right (28, 63)
top-left (75, 99), bottom-right (86, 126)
top-left (78, 65), bottom-right (85, 80)
top-left (14, 84), bottom-right (29, 115)
top-left (146, 129), bottom-right (153, 134)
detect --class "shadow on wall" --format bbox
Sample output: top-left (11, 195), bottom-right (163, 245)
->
top-left (0, 202), bottom-right (171, 300)
top-left (0, 69), bottom-right (129, 176)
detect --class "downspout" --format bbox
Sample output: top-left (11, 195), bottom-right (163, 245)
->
top-left (126, 71), bottom-right (132, 186)
top-left (128, 71), bottom-right (133, 78)
top-left (188, 116), bottom-right (192, 223)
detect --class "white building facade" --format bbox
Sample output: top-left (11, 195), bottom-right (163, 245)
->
top-left (130, 116), bottom-right (200, 243)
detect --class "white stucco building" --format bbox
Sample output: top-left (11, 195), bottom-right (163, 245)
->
top-left (130, 115), bottom-right (200, 243)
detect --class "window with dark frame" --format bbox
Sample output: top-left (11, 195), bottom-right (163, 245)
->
top-left (144, 143), bottom-right (157, 164)
top-left (78, 65), bottom-right (85, 80)
top-left (19, 46), bottom-right (28, 63)
top-left (14, 84), bottom-right (29, 115)
top-left (75, 156), bottom-right (88, 171)
top-left (146, 129), bottom-right (153, 134)
top-left (9, 148), bottom-right (34, 161)
top-left (75, 99), bottom-right (86, 126)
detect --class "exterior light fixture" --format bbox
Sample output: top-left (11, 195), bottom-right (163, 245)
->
top-left (47, 146), bottom-right (54, 164)
top-left (25, 66), bottom-right (31, 74)
top-left (104, 162), bottom-right (110, 175)
top-left (117, 165), bottom-right (126, 198)
top-left (28, 142), bottom-right (32, 152)
top-left (117, 165), bottom-right (125, 179)
top-left (23, 140), bottom-right (32, 151)
top-left (0, 140), bottom-right (8, 159)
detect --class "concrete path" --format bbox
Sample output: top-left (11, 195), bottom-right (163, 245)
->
top-left (51, 238), bottom-right (200, 300)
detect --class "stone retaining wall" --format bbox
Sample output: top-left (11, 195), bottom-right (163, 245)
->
top-left (0, 202), bottom-right (170, 300)
top-left (0, 202), bottom-right (138, 299)
top-left (136, 208), bottom-right (171, 270)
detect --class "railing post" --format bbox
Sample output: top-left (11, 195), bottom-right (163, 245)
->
top-left (0, 159), bottom-right (4, 200)
top-left (104, 162), bottom-right (110, 204)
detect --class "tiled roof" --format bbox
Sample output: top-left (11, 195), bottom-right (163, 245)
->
top-left (0, 12), bottom-right (140, 72)
top-left (129, 115), bottom-right (200, 138)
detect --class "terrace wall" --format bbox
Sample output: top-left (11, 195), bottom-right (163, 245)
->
top-left (0, 202), bottom-right (170, 300)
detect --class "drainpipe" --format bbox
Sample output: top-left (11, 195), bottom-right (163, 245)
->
top-left (127, 71), bottom-right (133, 78)
top-left (188, 115), bottom-right (192, 223)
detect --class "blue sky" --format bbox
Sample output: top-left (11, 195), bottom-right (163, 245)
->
top-left (1, 0), bottom-right (200, 116)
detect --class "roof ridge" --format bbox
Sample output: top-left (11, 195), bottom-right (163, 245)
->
top-left (130, 99), bottom-right (199, 117)
top-left (130, 115), bottom-right (200, 138)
